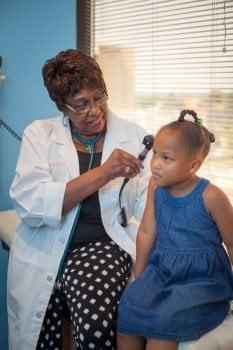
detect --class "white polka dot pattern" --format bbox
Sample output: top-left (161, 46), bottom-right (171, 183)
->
top-left (36, 240), bottom-right (132, 350)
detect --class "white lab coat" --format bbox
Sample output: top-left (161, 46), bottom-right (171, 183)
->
top-left (7, 110), bottom-right (151, 350)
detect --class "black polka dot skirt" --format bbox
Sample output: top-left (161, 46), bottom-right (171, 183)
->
top-left (36, 240), bottom-right (132, 349)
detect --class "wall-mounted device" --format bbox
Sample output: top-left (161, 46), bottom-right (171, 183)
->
top-left (0, 55), bottom-right (6, 80)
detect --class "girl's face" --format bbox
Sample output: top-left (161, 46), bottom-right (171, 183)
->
top-left (151, 129), bottom-right (198, 188)
top-left (64, 88), bottom-right (108, 136)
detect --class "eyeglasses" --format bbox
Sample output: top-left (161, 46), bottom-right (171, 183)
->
top-left (65, 95), bottom-right (108, 116)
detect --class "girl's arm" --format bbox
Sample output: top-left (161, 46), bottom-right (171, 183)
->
top-left (134, 176), bottom-right (157, 278)
top-left (203, 183), bottom-right (233, 264)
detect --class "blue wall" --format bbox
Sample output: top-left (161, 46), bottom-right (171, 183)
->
top-left (0, 1), bottom-right (76, 348)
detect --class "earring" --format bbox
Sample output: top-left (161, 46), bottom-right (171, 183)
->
top-left (63, 115), bottom-right (68, 127)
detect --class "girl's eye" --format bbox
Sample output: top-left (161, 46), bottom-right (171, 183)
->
top-left (163, 155), bottom-right (171, 161)
top-left (153, 150), bottom-right (157, 155)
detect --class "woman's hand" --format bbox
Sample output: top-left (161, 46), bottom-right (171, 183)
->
top-left (63, 149), bottom-right (143, 215)
top-left (101, 148), bottom-right (143, 181)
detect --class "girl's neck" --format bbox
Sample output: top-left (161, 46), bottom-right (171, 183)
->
top-left (167, 175), bottom-right (200, 197)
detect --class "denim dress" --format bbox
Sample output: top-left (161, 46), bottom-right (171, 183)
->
top-left (118, 178), bottom-right (233, 341)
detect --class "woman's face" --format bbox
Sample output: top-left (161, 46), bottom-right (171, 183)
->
top-left (64, 88), bottom-right (108, 136)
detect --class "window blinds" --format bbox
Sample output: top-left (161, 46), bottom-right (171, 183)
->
top-left (90, 0), bottom-right (233, 201)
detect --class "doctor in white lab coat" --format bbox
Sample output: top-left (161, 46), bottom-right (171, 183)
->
top-left (8, 49), bottom-right (151, 350)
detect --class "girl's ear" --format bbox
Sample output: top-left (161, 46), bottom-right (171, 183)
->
top-left (190, 159), bottom-right (202, 173)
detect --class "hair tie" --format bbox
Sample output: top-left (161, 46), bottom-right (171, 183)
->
top-left (178, 110), bottom-right (201, 124)
top-left (196, 117), bottom-right (203, 125)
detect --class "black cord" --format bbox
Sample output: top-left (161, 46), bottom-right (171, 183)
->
top-left (0, 118), bottom-right (22, 142)
top-left (118, 134), bottom-right (154, 227)
top-left (118, 178), bottom-right (130, 227)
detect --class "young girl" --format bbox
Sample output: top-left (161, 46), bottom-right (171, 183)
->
top-left (117, 110), bottom-right (233, 350)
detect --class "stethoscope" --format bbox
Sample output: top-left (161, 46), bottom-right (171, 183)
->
top-left (56, 129), bottom-right (100, 284)
top-left (56, 129), bottom-right (154, 283)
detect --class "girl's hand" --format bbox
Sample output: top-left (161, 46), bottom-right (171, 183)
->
top-left (133, 264), bottom-right (145, 279)
top-left (101, 148), bottom-right (142, 181)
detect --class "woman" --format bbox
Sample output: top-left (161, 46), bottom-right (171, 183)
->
top-left (8, 49), bottom-right (151, 350)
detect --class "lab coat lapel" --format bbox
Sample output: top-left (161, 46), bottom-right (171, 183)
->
top-left (51, 116), bottom-right (80, 179)
top-left (102, 110), bottom-right (129, 164)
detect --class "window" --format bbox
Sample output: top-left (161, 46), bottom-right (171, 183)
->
top-left (80, 0), bottom-right (233, 202)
